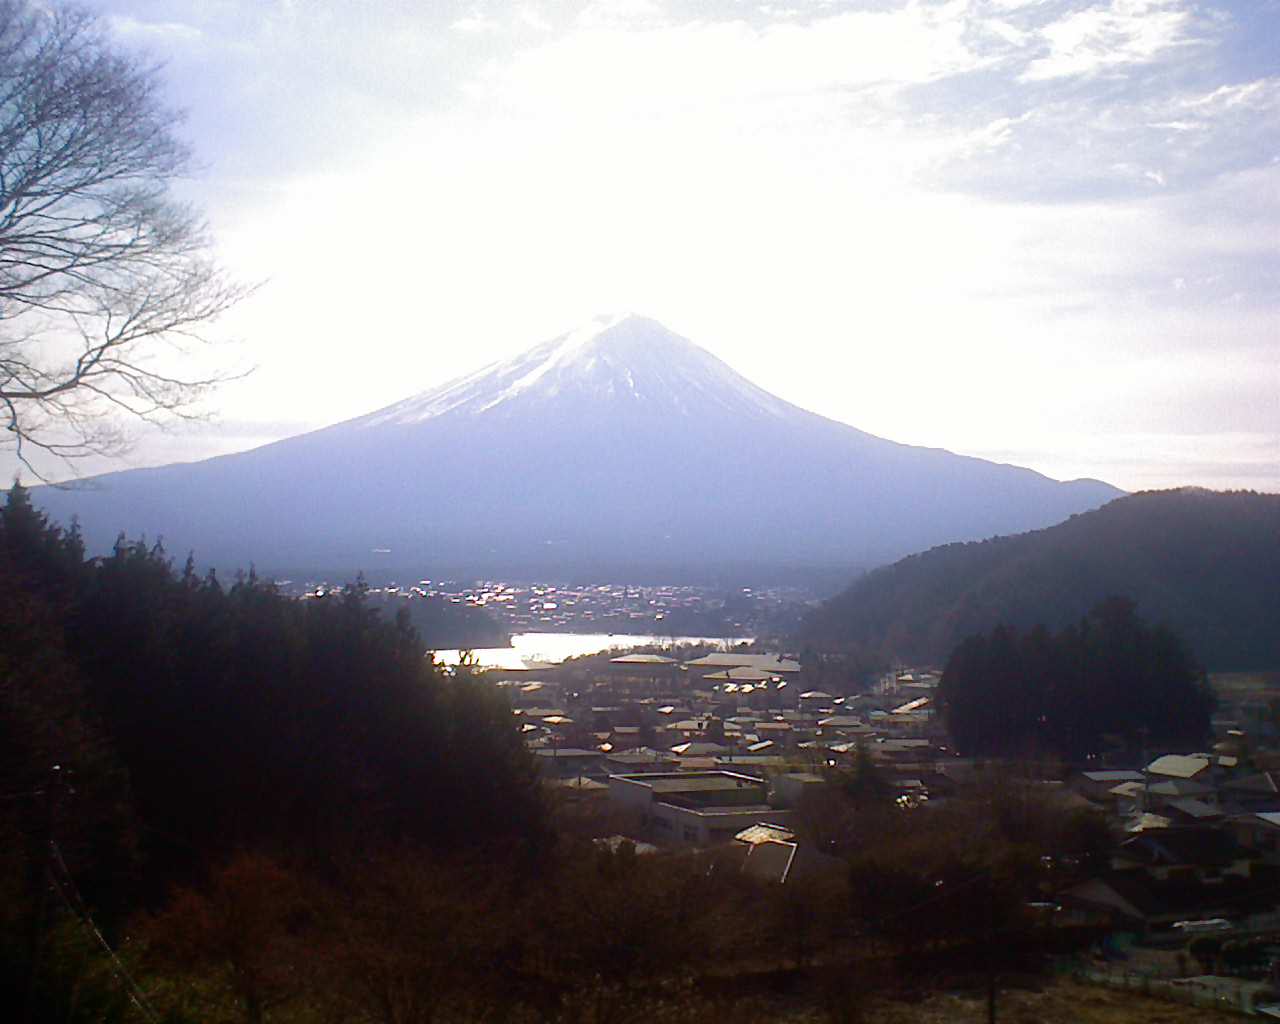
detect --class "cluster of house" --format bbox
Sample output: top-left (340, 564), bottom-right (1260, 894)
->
top-left (510, 656), bottom-right (945, 791)
top-left (1062, 746), bottom-right (1280, 936)
top-left (517, 655), bottom-right (942, 757)
top-left (503, 656), bottom-right (957, 874)
top-left (504, 649), bottom-right (1280, 941)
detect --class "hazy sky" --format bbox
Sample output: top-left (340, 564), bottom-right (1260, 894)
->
top-left (15, 0), bottom-right (1278, 491)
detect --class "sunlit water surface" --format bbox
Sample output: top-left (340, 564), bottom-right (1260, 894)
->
top-left (431, 631), bottom-right (754, 670)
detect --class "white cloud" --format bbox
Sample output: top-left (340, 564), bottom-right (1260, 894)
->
top-left (473, 5), bottom-right (986, 118)
top-left (926, 68), bottom-right (1280, 200)
top-left (452, 13), bottom-right (501, 34)
top-left (973, 433), bottom-right (1280, 491)
top-left (1021, 0), bottom-right (1198, 81)
top-left (108, 14), bottom-right (202, 44)
top-left (1183, 79), bottom-right (1278, 112)
top-left (517, 4), bottom-right (553, 32)
top-left (986, 0), bottom-right (1053, 9)
top-left (984, 18), bottom-right (1030, 46)
top-left (577, 0), bottom-right (666, 30)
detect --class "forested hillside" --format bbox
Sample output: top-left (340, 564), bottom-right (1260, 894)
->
top-left (802, 489), bottom-right (1280, 671)
top-left (0, 485), bottom-right (545, 877)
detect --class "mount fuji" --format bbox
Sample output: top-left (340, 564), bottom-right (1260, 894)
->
top-left (32, 314), bottom-right (1122, 579)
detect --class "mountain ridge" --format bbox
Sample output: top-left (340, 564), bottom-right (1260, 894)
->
top-left (344, 313), bottom-right (838, 428)
top-left (800, 488), bottom-right (1280, 671)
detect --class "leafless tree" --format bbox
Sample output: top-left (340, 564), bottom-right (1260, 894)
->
top-left (0, 0), bottom-right (248, 476)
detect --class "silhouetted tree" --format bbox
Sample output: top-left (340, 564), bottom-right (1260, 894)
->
top-left (0, 0), bottom-right (247, 473)
top-left (938, 598), bottom-right (1214, 759)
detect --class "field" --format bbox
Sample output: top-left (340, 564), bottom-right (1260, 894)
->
top-left (858, 980), bottom-right (1244, 1023)
top-left (680, 974), bottom-right (1252, 1024)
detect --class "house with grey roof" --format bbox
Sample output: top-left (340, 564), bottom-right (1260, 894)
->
top-left (1113, 827), bottom-right (1253, 883)
top-left (1231, 811), bottom-right (1280, 864)
top-left (1073, 769), bottom-right (1146, 803)
top-left (533, 747), bottom-right (606, 779)
top-left (1222, 772), bottom-right (1280, 813)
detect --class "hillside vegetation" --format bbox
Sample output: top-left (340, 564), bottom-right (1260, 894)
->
top-left (802, 489), bottom-right (1280, 671)
top-left (0, 483), bottom-right (547, 888)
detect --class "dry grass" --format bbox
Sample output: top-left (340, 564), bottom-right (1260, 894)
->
top-left (853, 979), bottom-right (1243, 1023)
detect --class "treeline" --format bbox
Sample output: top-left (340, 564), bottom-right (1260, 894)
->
top-left (1, 484), bottom-right (546, 874)
top-left (938, 597), bottom-right (1215, 759)
top-left (801, 489), bottom-right (1280, 672)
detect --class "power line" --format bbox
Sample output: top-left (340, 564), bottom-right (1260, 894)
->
top-left (46, 841), bottom-right (161, 1024)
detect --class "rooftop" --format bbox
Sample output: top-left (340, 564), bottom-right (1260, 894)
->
top-left (533, 747), bottom-right (600, 759)
top-left (1082, 770), bottom-right (1146, 783)
top-left (735, 823), bottom-right (796, 845)
top-left (686, 653), bottom-right (801, 672)
top-left (610, 653), bottom-right (676, 665)
top-left (613, 771), bottom-right (765, 795)
top-left (1147, 754), bottom-right (1211, 779)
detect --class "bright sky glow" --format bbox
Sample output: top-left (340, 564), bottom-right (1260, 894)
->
top-left (14, 0), bottom-right (1278, 492)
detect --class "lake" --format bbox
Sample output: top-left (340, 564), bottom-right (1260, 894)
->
top-left (430, 631), bottom-right (754, 669)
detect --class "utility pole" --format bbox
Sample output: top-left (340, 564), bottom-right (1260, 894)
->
top-left (1138, 725), bottom-right (1150, 815)
top-left (987, 873), bottom-right (997, 1024)
top-left (24, 764), bottom-right (64, 1024)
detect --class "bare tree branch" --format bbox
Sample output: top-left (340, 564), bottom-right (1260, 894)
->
top-left (0, 0), bottom-right (250, 479)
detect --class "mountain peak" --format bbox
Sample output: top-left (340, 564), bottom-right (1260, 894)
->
top-left (512, 312), bottom-right (679, 379)
top-left (524, 312), bottom-right (703, 369)
top-left (350, 313), bottom-right (790, 428)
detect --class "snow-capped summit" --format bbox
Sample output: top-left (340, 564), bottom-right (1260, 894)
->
top-left (351, 313), bottom-right (794, 428)
top-left (33, 315), bottom-right (1123, 577)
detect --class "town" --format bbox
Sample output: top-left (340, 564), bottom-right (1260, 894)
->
top-left (496, 647), bottom-right (1280, 1017)
top-left (283, 576), bottom-right (817, 638)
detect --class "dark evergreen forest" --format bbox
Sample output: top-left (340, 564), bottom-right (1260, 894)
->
top-left (0, 484), bottom-right (546, 873)
top-left (0, 483), bottom-right (548, 1019)
top-left (937, 597), bottom-right (1216, 759)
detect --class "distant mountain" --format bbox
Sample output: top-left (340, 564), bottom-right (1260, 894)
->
top-left (32, 314), bottom-right (1122, 579)
top-left (800, 489), bottom-right (1280, 671)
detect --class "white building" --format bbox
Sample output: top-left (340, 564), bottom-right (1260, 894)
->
top-left (608, 771), bottom-right (790, 846)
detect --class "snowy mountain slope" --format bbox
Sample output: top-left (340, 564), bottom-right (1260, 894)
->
top-left (348, 313), bottom-right (808, 426)
top-left (32, 315), bottom-right (1123, 577)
